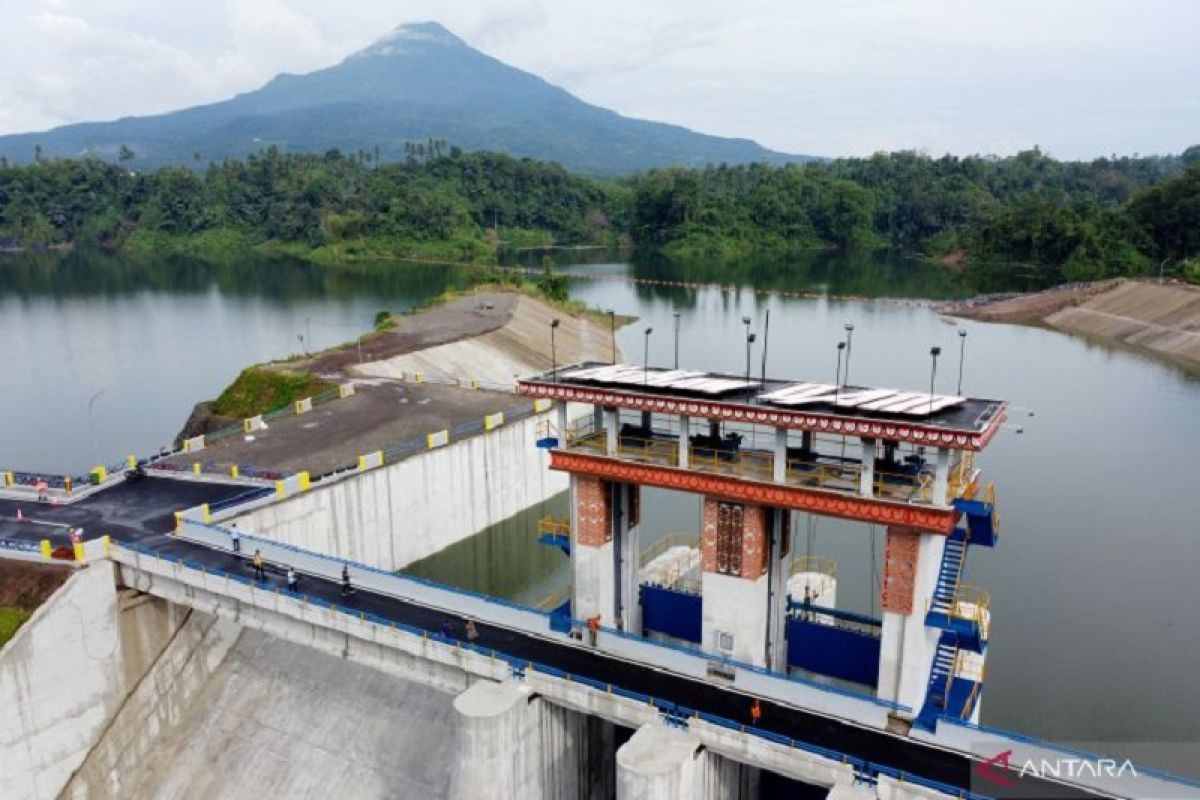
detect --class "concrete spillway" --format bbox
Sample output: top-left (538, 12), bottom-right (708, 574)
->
top-left (66, 622), bottom-right (462, 799)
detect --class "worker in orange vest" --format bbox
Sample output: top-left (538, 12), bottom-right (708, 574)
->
top-left (586, 614), bottom-right (601, 646)
top-left (750, 699), bottom-right (762, 726)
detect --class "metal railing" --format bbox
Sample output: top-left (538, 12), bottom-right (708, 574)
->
top-left (537, 516), bottom-right (570, 536)
top-left (790, 555), bottom-right (836, 579)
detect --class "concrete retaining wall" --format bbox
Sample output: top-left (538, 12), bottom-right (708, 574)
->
top-left (62, 611), bottom-right (241, 799)
top-left (231, 413), bottom-right (566, 571)
top-left (0, 565), bottom-right (187, 800)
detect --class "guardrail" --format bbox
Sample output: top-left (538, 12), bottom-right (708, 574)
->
top-left (114, 538), bottom-right (990, 800)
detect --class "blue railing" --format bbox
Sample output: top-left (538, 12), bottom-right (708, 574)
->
top-left (115, 540), bottom-right (983, 798)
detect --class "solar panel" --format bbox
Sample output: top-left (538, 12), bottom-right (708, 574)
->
top-left (834, 389), bottom-right (900, 408)
top-left (669, 377), bottom-right (756, 395)
top-left (856, 392), bottom-right (923, 412)
top-left (900, 395), bottom-right (966, 416)
top-left (643, 370), bottom-right (707, 387)
top-left (879, 394), bottom-right (938, 413)
top-left (759, 383), bottom-right (838, 405)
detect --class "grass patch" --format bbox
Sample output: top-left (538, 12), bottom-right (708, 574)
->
top-left (0, 607), bottom-right (32, 648)
top-left (212, 367), bottom-right (335, 418)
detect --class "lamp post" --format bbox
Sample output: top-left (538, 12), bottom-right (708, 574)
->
top-left (607, 309), bottom-right (616, 364)
top-left (550, 319), bottom-right (560, 382)
top-left (673, 311), bottom-right (681, 369)
top-left (643, 327), bottom-right (653, 385)
top-left (745, 331), bottom-right (757, 398)
top-left (760, 308), bottom-right (771, 386)
top-left (835, 342), bottom-right (846, 403)
top-left (956, 329), bottom-right (967, 395)
top-left (843, 323), bottom-right (855, 386)
top-left (87, 389), bottom-right (106, 467)
top-left (929, 346), bottom-right (942, 415)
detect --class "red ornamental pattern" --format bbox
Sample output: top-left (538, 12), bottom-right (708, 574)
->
top-left (521, 381), bottom-right (1007, 452)
top-left (881, 527), bottom-right (921, 614)
top-left (575, 476), bottom-right (611, 546)
top-left (551, 451), bottom-right (957, 535)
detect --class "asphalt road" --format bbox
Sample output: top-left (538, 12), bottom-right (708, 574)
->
top-left (0, 477), bottom-right (1096, 799)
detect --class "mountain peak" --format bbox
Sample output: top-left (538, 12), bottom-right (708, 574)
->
top-left (353, 21), bottom-right (465, 59)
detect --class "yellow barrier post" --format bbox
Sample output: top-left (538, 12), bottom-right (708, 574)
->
top-left (230, 465), bottom-right (240, 479)
top-left (533, 399), bottom-right (552, 413)
top-left (3, 471), bottom-right (12, 487)
top-left (202, 503), bottom-right (212, 524)
top-left (127, 454), bottom-right (137, 469)
top-left (298, 472), bottom-right (311, 492)
top-left (414, 372), bottom-right (424, 384)
top-left (484, 412), bottom-right (505, 431)
top-left (174, 511), bottom-right (183, 532)
top-left (40, 539), bottom-right (51, 559)
top-left (102, 535), bottom-right (111, 557)
top-left (275, 480), bottom-right (287, 499)
top-left (73, 541), bottom-right (85, 563)
top-left (64, 477), bottom-right (72, 495)
top-left (193, 462), bottom-right (202, 475)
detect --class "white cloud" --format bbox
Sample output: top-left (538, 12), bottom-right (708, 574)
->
top-left (0, 0), bottom-right (1196, 159)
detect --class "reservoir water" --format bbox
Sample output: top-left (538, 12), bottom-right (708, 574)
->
top-left (3, 250), bottom-right (1198, 764)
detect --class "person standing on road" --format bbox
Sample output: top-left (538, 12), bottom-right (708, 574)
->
top-left (341, 563), bottom-right (352, 596)
top-left (750, 699), bottom-right (762, 726)
top-left (35, 478), bottom-right (49, 502)
top-left (252, 549), bottom-right (265, 582)
top-left (586, 614), bottom-right (601, 647)
top-left (286, 566), bottom-right (298, 593)
top-left (465, 619), bottom-right (479, 643)
top-left (230, 527), bottom-right (241, 553)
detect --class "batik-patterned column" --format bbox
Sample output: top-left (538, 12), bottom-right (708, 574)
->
top-left (877, 526), bottom-right (947, 713)
top-left (572, 475), bottom-right (616, 625)
top-left (700, 497), bottom-right (771, 666)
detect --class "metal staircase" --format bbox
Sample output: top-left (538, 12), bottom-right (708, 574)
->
top-left (952, 482), bottom-right (999, 547)
top-left (915, 632), bottom-right (959, 731)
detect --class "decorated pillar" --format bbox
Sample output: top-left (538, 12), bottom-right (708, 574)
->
top-left (700, 498), bottom-right (771, 666)
top-left (572, 475), bottom-right (615, 625)
top-left (571, 475), bottom-right (641, 633)
top-left (877, 526), bottom-right (946, 713)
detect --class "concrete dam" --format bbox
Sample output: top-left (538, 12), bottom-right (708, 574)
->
top-left (2, 292), bottom-right (1198, 800)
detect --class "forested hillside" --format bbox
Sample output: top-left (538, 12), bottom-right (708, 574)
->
top-left (2, 145), bottom-right (1197, 289)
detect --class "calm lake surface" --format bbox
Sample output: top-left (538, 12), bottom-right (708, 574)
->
top-left (4, 249), bottom-right (1198, 768)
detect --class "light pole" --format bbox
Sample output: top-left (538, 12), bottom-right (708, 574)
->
top-left (745, 331), bottom-right (757, 398)
top-left (87, 389), bottom-right (106, 467)
top-left (956, 329), bottom-right (967, 395)
top-left (760, 308), bottom-right (771, 386)
top-left (550, 319), bottom-right (561, 382)
top-left (843, 323), bottom-right (855, 386)
top-left (643, 327), bottom-right (653, 385)
top-left (929, 346), bottom-right (942, 415)
top-left (834, 342), bottom-right (846, 403)
top-left (607, 309), bottom-right (616, 364)
top-left (673, 311), bottom-right (681, 369)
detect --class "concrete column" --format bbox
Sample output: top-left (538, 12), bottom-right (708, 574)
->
top-left (572, 475), bottom-right (617, 626)
top-left (877, 529), bottom-right (948, 713)
top-left (932, 447), bottom-right (951, 505)
top-left (641, 410), bottom-right (652, 429)
top-left (593, 404), bottom-right (604, 436)
top-left (449, 680), bottom-right (591, 800)
top-left (678, 415), bottom-right (691, 469)
top-left (773, 427), bottom-right (788, 483)
top-left (859, 438), bottom-right (876, 498)
top-left (605, 408), bottom-right (619, 456)
top-left (765, 509), bottom-right (791, 672)
top-left (617, 724), bottom-right (701, 799)
top-left (701, 498), bottom-right (771, 666)
top-left (614, 483), bottom-right (642, 634)
top-left (616, 724), bottom-right (760, 800)
top-left (557, 402), bottom-right (569, 441)
top-left (801, 431), bottom-right (814, 455)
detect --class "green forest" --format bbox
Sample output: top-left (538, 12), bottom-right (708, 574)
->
top-left (2, 143), bottom-right (1198, 290)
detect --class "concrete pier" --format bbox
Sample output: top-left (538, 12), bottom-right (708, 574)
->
top-left (449, 680), bottom-right (602, 800)
top-left (616, 723), bottom-right (759, 800)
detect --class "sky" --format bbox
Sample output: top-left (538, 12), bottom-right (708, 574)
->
top-left (0, 0), bottom-right (1196, 159)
